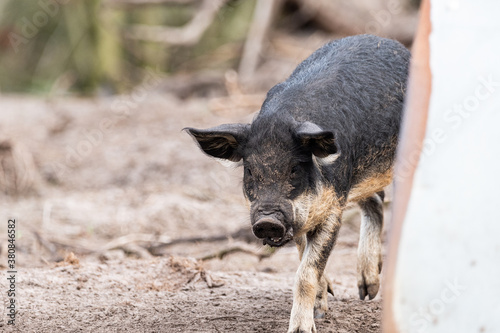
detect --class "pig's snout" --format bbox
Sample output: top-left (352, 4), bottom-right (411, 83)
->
top-left (252, 217), bottom-right (285, 240)
top-left (251, 204), bottom-right (293, 247)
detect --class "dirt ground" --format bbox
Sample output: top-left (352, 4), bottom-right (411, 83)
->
top-left (0, 44), bottom-right (387, 331)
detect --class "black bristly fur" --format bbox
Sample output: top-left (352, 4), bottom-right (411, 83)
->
top-left (186, 34), bottom-right (409, 206)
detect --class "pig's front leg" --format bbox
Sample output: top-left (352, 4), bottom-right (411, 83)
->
top-left (288, 215), bottom-right (341, 333)
top-left (295, 235), bottom-right (334, 320)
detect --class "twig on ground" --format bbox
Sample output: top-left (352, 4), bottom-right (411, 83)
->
top-left (48, 239), bottom-right (94, 255)
top-left (198, 244), bottom-right (274, 261)
top-left (99, 233), bottom-right (172, 252)
top-left (212, 323), bottom-right (222, 333)
top-left (120, 243), bottom-right (154, 259)
top-left (207, 315), bottom-right (252, 321)
top-left (185, 268), bottom-right (225, 288)
top-left (148, 225), bottom-right (256, 255)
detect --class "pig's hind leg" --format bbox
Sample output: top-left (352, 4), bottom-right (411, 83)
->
top-left (357, 191), bottom-right (384, 300)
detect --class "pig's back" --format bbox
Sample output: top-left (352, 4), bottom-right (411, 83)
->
top-left (259, 34), bottom-right (411, 186)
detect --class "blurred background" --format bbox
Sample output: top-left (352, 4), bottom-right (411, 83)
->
top-left (0, 0), bottom-right (420, 95)
top-left (0, 1), bottom-right (421, 331)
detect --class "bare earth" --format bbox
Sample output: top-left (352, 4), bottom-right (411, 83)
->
top-left (0, 92), bottom-right (385, 332)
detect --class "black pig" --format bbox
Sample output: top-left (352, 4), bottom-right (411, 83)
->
top-left (185, 34), bottom-right (410, 333)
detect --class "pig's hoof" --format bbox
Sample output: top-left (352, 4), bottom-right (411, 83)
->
top-left (314, 275), bottom-right (331, 318)
top-left (288, 315), bottom-right (317, 333)
top-left (357, 257), bottom-right (381, 300)
top-left (327, 283), bottom-right (334, 296)
top-left (288, 326), bottom-right (317, 333)
top-left (358, 277), bottom-right (380, 300)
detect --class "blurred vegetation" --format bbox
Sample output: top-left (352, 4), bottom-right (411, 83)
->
top-left (0, 0), bottom-right (255, 95)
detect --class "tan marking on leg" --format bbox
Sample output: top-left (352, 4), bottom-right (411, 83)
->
top-left (347, 169), bottom-right (393, 203)
top-left (289, 253), bottom-right (318, 333)
top-left (289, 214), bottom-right (341, 333)
top-left (357, 193), bottom-right (384, 300)
top-left (288, 185), bottom-right (342, 332)
top-left (295, 235), bottom-right (332, 319)
top-left (295, 235), bottom-right (306, 261)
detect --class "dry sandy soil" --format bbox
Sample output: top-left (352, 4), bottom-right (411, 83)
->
top-left (0, 60), bottom-right (388, 332)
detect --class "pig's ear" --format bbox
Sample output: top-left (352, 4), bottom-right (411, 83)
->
top-left (295, 122), bottom-right (338, 158)
top-left (184, 124), bottom-right (250, 162)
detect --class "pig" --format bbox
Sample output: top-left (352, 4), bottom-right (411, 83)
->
top-left (185, 34), bottom-right (410, 332)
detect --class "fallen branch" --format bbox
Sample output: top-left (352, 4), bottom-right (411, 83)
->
top-left (104, 0), bottom-right (199, 7)
top-left (198, 244), bottom-right (275, 261)
top-left (291, 0), bottom-right (418, 45)
top-left (148, 225), bottom-right (257, 255)
top-left (125, 0), bottom-right (228, 45)
top-left (119, 243), bottom-right (154, 259)
top-left (32, 228), bottom-right (254, 259)
top-left (238, 0), bottom-right (282, 83)
top-left (99, 233), bottom-right (172, 252)
top-left (33, 233), bottom-right (171, 257)
top-left (48, 239), bottom-right (95, 255)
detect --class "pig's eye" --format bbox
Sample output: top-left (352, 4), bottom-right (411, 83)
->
top-left (245, 167), bottom-right (252, 177)
top-left (291, 165), bottom-right (300, 177)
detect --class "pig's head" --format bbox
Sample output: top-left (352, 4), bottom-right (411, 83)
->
top-left (185, 117), bottom-right (338, 247)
